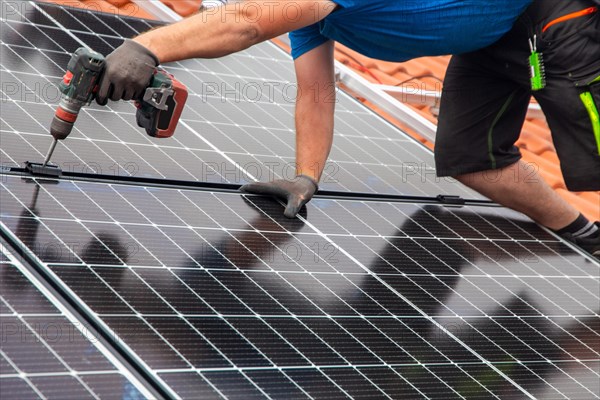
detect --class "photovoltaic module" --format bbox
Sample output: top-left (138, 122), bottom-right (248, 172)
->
top-left (1, 2), bottom-right (598, 399)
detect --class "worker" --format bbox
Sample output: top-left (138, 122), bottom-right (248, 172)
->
top-left (95, 0), bottom-right (600, 258)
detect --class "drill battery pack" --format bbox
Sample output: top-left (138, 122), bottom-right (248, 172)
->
top-left (135, 69), bottom-right (188, 138)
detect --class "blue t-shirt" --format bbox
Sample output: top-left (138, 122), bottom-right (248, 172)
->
top-left (290, 0), bottom-right (532, 61)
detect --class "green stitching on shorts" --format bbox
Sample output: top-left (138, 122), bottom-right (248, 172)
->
top-left (488, 91), bottom-right (517, 169)
top-left (580, 91), bottom-right (600, 155)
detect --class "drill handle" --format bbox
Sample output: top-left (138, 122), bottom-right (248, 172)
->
top-left (135, 69), bottom-right (188, 138)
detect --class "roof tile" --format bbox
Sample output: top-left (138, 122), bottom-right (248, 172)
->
top-left (160, 0), bottom-right (201, 16)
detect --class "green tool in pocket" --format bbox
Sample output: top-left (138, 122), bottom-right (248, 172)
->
top-left (528, 35), bottom-right (546, 91)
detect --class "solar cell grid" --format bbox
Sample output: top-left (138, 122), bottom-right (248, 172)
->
top-left (1, 175), bottom-right (597, 399)
top-left (0, 246), bottom-right (150, 399)
top-left (0, 1), bottom-right (484, 199)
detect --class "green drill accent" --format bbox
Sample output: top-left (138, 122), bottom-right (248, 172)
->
top-left (529, 51), bottom-right (546, 91)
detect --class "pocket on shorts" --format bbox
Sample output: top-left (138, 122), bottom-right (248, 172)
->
top-left (540, 10), bottom-right (600, 80)
top-left (540, 6), bottom-right (597, 45)
top-left (574, 71), bottom-right (600, 88)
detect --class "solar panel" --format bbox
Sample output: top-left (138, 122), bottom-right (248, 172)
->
top-left (0, 1), bottom-right (483, 199)
top-left (0, 244), bottom-right (153, 399)
top-left (1, 175), bottom-right (597, 399)
top-left (1, 2), bottom-right (599, 399)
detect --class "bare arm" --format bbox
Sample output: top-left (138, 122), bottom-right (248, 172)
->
top-left (238, 41), bottom-right (335, 217)
top-left (135, 0), bottom-right (336, 63)
top-left (294, 40), bottom-right (336, 181)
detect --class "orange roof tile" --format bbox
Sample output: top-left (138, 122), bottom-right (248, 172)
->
top-left (40, 0), bottom-right (600, 221)
top-left (160, 0), bottom-right (201, 16)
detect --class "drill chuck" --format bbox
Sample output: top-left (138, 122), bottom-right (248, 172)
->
top-left (50, 98), bottom-right (83, 140)
top-left (50, 114), bottom-right (75, 140)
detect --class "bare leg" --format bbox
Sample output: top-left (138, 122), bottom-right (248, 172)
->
top-left (455, 160), bottom-right (579, 230)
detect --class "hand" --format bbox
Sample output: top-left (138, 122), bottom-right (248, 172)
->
top-left (96, 39), bottom-right (159, 105)
top-left (240, 175), bottom-right (318, 218)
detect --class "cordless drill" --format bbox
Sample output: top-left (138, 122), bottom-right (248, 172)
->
top-left (41, 46), bottom-right (188, 168)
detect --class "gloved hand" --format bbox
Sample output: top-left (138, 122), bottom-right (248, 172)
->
top-left (240, 175), bottom-right (318, 218)
top-left (96, 39), bottom-right (159, 105)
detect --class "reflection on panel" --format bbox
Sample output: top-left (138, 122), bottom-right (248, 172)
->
top-left (0, 248), bottom-right (146, 399)
top-left (1, 176), bottom-right (597, 399)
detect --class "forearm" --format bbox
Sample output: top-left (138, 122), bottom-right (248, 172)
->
top-left (134, 5), bottom-right (259, 62)
top-left (134, 1), bottom-right (336, 63)
top-left (295, 85), bottom-right (335, 181)
top-left (239, 41), bottom-right (335, 218)
top-left (293, 41), bottom-right (336, 182)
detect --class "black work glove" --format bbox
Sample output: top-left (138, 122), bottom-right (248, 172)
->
top-left (96, 39), bottom-right (159, 105)
top-left (240, 175), bottom-right (318, 218)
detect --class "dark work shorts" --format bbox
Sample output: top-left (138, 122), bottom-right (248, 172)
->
top-left (435, 0), bottom-right (600, 191)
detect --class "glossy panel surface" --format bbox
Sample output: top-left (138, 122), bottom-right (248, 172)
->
top-left (2, 176), bottom-right (597, 399)
top-left (0, 247), bottom-right (144, 399)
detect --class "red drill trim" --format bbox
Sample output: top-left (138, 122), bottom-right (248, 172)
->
top-left (55, 107), bottom-right (77, 123)
top-left (63, 70), bottom-right (73, 85)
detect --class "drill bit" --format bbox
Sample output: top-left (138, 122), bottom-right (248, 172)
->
top-left (42, 110), bottom-right (77, 167)
top-left (42, 47), bottom-right (105, 168)
top-left (42, 139), bottom-right (58, 167)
